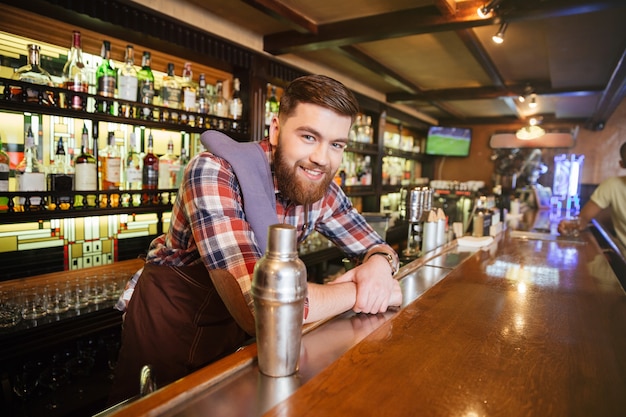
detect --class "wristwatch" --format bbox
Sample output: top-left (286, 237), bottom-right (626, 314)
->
top-left (369, 251), bottom-right (398, 276)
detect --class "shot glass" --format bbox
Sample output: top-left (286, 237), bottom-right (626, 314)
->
top-left (44, 283), bottom-right (70, 315)
top-left (560, 217), bottom-right (580, 237)
top-left (66, 279), bottom-right (90, 309)
top-left (20, 286), bottom-right (47, 320)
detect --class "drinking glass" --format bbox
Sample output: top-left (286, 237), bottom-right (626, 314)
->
top-left (0, 287), bottom-right (21, 329)
top-left (20, 286), bottom-right (47, 320)
top-left (13, 360), bottom-right (45, 400)
top-left (88, 274), bottom-right (108, 304)
top-left (45, 283), bottom-right (70, 314)
top-left (560, 216), bottom-right (580, 237)
top-left (66, 279), bottom-right (90, 309)
top-left (39, 353), bottom-right (70, 410)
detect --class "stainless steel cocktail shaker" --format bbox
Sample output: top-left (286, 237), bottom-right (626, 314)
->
top-left (252, 224), bottom-right (307, 377)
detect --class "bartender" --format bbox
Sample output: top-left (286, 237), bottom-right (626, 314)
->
top-left (109, 74), bottom-right (402, 404)
top-left (558, 141), bottom-right (626, 254)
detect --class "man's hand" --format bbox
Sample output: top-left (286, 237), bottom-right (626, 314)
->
top-left (333, 255), bottom-right (402, 314)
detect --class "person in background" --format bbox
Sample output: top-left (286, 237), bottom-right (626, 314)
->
top-left (558, 141), bottom-right (626, 254)
top-left (109, 74), bottom-right (402, 404)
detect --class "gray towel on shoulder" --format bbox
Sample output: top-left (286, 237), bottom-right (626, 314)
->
top-left (200, 130), bottom-right (278, 254)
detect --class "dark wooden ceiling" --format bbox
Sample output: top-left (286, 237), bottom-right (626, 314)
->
top-left (183, 0), bottom-right (626, 132)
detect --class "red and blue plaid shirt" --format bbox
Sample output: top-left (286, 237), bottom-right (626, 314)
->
top-left (146, 139), bottom-right (385, 309)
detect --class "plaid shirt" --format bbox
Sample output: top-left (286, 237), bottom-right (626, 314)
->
top-left (146, 139), bottom-right (385, 309)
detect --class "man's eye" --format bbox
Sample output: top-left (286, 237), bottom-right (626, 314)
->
top-left (302, 135), bottom-right (315, 142)
top-left (333, 142), bottom-right (347, 150)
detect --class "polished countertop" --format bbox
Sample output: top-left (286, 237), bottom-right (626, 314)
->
top-left (106, 220), bottom-right (626, 417)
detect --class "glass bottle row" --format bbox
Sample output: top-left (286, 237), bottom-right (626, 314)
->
top-left (0, 114), bottom-right (192, 210)
top-left (9, 33), bottom-right (243, 123)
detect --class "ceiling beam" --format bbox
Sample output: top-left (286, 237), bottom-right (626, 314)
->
top-left (434, 0), bottom-right (458, 16)
top-left (263, 0), bottom-right (624, 55)
top-left (437, 114), bottom-right (588, 126)
top-left (387, 84), bottom-right (604, 103)
top-left (264, 1), bottom-right (490, 55)
top-left (456, 28), bottom-right (506, 89)
top-left (334, 45), bottom-right (472, 120)
top-left (502, 96), bottom-right (524, 119)
top-left (241, 0), bottom-right (318, 34)
top-left (586, 46), bottom-right (626, 130)
top-left (334, 45), bottom-right (422, 95)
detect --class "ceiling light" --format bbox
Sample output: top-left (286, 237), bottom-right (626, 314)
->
top-left (528, 94), bottom-right (538, 109)
top-left (517, 84), bottom-right (535, 104)
top-left (477, 0), bottom-right (503, 18)
top-left (492, 22), bottom-right (508, 44)
top-left (477, 5), bottom-right (491, 18)
top-left (516, 125), bottom-right (545, 140)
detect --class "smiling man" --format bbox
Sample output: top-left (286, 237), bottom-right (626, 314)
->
top-left (109, 74), bottom-right (402, 403)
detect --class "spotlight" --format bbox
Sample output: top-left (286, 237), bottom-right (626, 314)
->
top-left (492, 22), bottom-right (508, 44)
top-left (477, 0), bottom-right (503, 18)
top-left (528, 94), bottom-right (538, 109)
top-left (518, 84), bottom-right (534, 104)
top-left (477, 5), bottom-right (491, 18)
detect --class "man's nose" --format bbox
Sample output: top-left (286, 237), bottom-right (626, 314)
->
top-left (309, 142), bottom-right (329, 166)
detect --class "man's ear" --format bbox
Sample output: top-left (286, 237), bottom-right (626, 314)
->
top-left (269, 117), bottom-right (280, 146)
top-left (620, 160), bottom-right (625, 169)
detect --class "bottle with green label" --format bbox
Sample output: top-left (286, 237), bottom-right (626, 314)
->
top-left (96, 40), bottom-right (117, 115)
top-left (137, 51), bottom-right (155, 120)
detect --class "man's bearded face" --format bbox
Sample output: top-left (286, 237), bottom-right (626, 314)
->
top-left (274, 133), bottom-right (334, 205)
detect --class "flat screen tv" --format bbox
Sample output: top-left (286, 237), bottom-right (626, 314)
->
top-left (425, 126), bottom-right (472, 157)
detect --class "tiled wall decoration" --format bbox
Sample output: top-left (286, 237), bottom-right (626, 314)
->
top-left (0, 212), bottom-right (168, 274)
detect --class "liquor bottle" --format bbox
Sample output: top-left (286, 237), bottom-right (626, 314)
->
top-left (100, 131), bottom-right (121, 190)
top-left (180, 63), bottom-right (197, 126)
top-left (212, 80), bottom-right (228, 118)
top-left (11, 44), bottom-right (55, 106)
top-left (118, 44), bottom-right (138, 118)
top-left (181, 63), bottom-right (197, 112)
top-left (62, 31), bottom-right (88, 110)
top-left (142, 132), bottom-right (159, 203)
top-left (124, 132), bottom-right (142, 190)
top-left (47, 136), bottom-right (74, 205)
top-left (74, 122), bottom-right (97, 206)
top-left (137, 51), bottom-right (155, 120)
top-left (16, 127), bottom-right (46, 207)
top-left (96, 40), bottom-right (117, 115)
top-left (0, 133), bottom-right (10, 209)
top-left (265, 84), bottom-right (279, 125)
top-left (176, 147), bottom-right (188, 189)
top-left (197, 73), bottom-right (209, 114)
top-left (158, 138), bottom-right (178, 190)
top-left (161, 63), bottom-right (181, 122)
top-left (229, 77), bottom-right (243, 120)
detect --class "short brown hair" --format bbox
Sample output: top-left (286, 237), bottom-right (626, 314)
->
top-left (279, 75), bottom-right (359, 124)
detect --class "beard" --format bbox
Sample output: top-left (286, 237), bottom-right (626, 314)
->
top-left (274, 140), bottom-right (334, 205)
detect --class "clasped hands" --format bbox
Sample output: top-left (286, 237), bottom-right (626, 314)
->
top-left (332, 254), bottom-right (402, 314)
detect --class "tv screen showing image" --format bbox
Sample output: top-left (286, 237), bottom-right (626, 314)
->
top-left (425, 126), bottom-right (472, 157)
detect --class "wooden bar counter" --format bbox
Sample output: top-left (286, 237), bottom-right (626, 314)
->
top-left (106, 220), bottom-right (626, 417)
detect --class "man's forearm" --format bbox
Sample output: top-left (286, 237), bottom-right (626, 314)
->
top-left (305, 281), bottom-right (357, 323)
